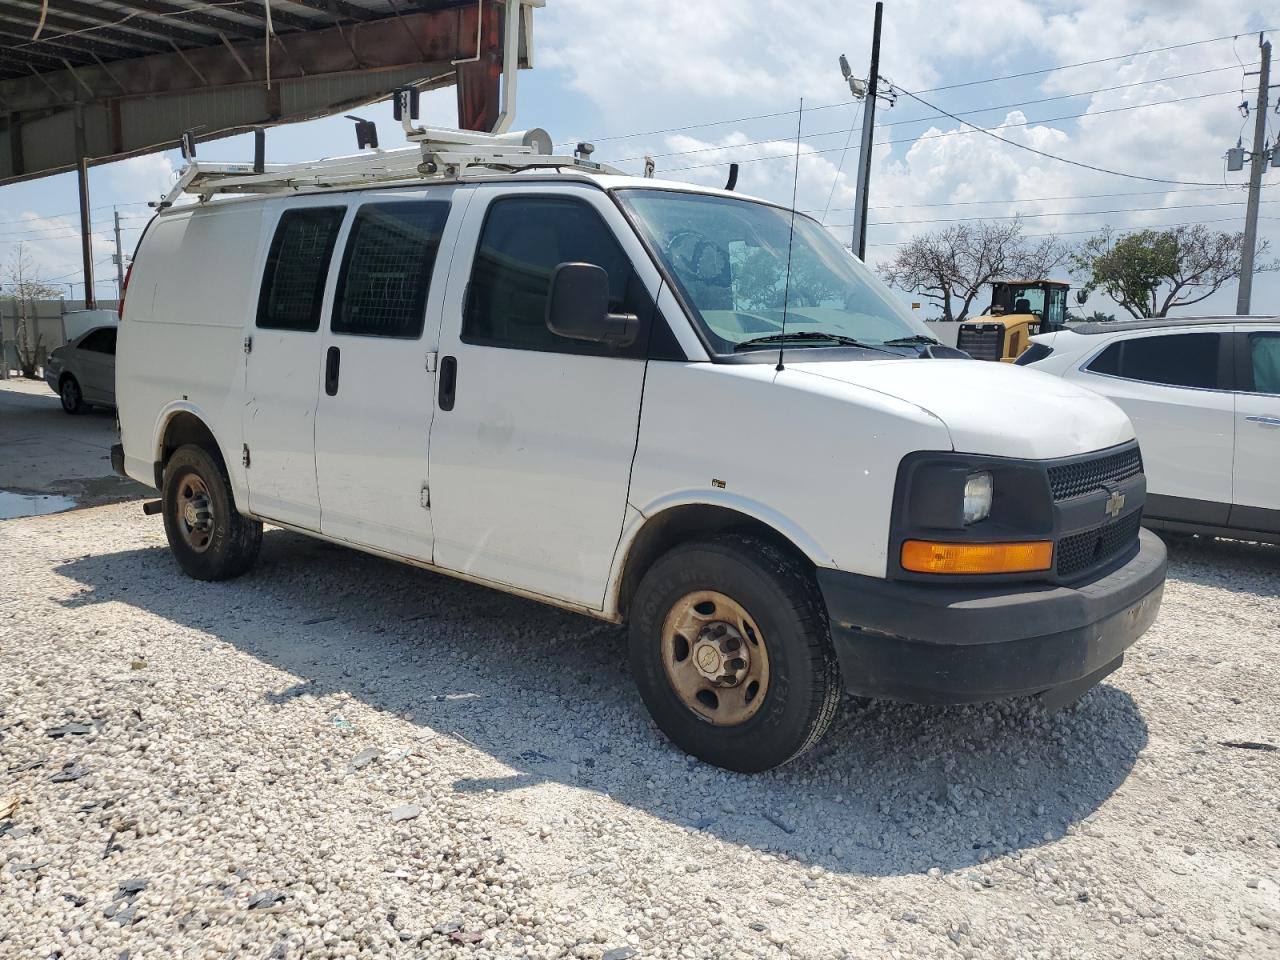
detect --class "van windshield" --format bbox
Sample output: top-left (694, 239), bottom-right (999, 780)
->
top-left (617, 188), bottom-right (929, 355)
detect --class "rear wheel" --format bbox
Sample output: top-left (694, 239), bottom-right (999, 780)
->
top-left (629, 535), bottom-right (841, 772)
top-left (162, 444), bottom-right (262, 581)
top-left (59, 376), bottom-right (84, 414)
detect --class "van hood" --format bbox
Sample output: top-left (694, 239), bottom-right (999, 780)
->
top-left (785, 357), bottom-right (1134, 460)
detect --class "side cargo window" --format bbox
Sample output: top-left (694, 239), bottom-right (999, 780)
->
top-left (257, 206), bottom-right (346, 332)
top-left (462, 196), bottom-right (648, 356)
top-left (332, 202), bottom-right (451, 338)
top-left (1086, 332), bottom-right (1224, 390)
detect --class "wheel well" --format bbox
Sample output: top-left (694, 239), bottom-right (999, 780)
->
top-left (616, 504), bottom-right (814, 619)
top-left (160, 412), bottom-right (225, 476)
top-left (58, 371), bottom-right (76, 386)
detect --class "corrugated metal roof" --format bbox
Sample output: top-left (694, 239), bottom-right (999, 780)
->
top-left (0, 1), bottom-right (468, 80)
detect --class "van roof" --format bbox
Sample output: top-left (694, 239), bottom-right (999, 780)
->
top-left (154, 168), bottom-right (777, 218)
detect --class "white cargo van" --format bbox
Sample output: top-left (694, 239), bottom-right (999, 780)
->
top-left (112, 135), bottom-right (1166, 771)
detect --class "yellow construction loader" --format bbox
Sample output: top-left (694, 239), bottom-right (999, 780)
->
top-left (957, 280), bottom-right (1070, 362)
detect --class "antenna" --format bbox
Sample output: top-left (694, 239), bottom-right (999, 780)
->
top-left (777, 98), bottom-right (803, 373)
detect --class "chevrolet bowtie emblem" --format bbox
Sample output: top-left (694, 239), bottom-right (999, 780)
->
top-left (1104, 490), bottom-right (1126, 519)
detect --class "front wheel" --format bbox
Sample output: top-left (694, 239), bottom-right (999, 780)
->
top-left (60, 376), bottom-right (84, 414)
top-left (629, 535), bottom-right (841, 772)
top-left (162, 444), bottom-right (262, 581)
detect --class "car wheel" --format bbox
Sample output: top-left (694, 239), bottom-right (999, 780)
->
top-left (162, 444), bottom-right (262, 581)
top-left (59, 376), bottom-right (84, 415)
top-left (629, 534), bottom-right (841, 772)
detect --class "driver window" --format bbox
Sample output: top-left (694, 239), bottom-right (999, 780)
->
top-left (463, 196), bottom-right (648, 356)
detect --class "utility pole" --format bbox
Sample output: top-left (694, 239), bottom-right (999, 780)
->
top-left (1237, 34), bottom-right (1271, 315)
top-left (849, 1), bottom-right (883, 261)
top-left (75, 104), bottom-right (96, 311)
top-left (113, 208), bottom-right (126, 300)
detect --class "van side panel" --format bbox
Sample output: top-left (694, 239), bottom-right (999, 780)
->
top-left (116, 204), bottom-right (268, 499)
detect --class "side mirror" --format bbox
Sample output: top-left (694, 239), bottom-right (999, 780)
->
top-left (545, 262), bottom-right (638, 347)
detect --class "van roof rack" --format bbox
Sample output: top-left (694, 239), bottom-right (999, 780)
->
top-left (155, 126), bottom-right (622, 208)
top-left (155, 120), bottom-right (624, 208)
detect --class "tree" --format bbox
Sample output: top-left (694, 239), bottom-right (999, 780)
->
top-left (1072, 225), bottom-right (1278, 319)
top-left (4, 244), bottom-right (60, 378)
top-left (877, 219), bottom-right (1069, 322)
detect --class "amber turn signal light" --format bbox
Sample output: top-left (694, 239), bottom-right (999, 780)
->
top-left (901, 539), bottom-right (1053, 575)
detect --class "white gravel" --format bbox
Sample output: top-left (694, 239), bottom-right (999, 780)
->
top-left (2, 503), bottom-right (1279, 959)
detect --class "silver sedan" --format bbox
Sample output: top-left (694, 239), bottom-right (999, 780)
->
top-left (44, 326), bottom-right (117, 414)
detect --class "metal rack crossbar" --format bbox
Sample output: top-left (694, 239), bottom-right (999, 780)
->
top-left (157, 139), bottom-right (620, 208)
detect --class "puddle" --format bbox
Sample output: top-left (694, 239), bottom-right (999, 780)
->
top-left (0, 490), bottom-right (79, 519)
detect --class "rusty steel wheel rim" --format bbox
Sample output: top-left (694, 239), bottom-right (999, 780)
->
top-left (176, 474), bottom-right (215, 553)
top-left (660, 590), bottom-right (770, 726)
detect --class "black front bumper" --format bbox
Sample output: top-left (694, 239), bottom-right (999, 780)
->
top-left (817, 528), bottom-right (1167, 704)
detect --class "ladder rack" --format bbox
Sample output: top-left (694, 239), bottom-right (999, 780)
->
top-left (156, 138), bottom-right (620, 208)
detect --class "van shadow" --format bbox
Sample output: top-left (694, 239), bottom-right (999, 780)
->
top-left (56, 530), bottom-right (1148, 878)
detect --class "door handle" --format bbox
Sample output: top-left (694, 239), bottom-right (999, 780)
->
top-left (438, 355), bottom-right (457, 411)
top-left (325, 346), bottom-right (340, 396)
top-left (1245, 415), bottom-right (1280, 426)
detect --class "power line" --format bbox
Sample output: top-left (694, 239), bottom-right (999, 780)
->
top-left (620, 86), bottom-right (1237, 166)
top-left (819, 102), bottom-right (863, 224)
top-left (885, 83), bottom-right (1236, 187)
top-left (654, 89), bottom-right (1240, 172)
top-left (909, 30), bottom-right (1276, 94)
top-left (0, 202), bottom-right (151, 229)
top-left (833, 197), bottom-right (1280, 229)
top-left (879, 62), bottom-right (1257, 130)
top-left (558, 29), bottom-right (1274, 148)
top-left (820, 184), bottom-right (1255, 214)
top-left (0, 222), bottom-right (147, 241)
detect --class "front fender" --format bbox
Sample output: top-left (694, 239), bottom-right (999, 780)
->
top-left (602, 490), bottom-right (836, 619)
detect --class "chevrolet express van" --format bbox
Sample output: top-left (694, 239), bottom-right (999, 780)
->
top-left (112, 162), bottom-right (1166, 771)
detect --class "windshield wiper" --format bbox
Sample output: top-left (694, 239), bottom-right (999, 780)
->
top-left (880, 334), bottom-right (941, 346)
top-left (734, 331), bottom-right (893, 352)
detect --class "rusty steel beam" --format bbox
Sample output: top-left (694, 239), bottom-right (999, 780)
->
top-left (0, 4), bottom-right (521, 186)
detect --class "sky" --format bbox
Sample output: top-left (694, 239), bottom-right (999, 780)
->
top-left (0, 0), bottom-right (1276, 318)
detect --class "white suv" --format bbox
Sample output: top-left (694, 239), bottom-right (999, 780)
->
top-left (111, 170), bottom-right (1166, 771)
top-left (1019, 317), bottom-right (1280, 544)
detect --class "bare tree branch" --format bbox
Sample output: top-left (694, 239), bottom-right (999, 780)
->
top-left (878, 220), bottom-right (1067, 322)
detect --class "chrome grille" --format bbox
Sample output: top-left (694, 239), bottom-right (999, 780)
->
top-left (1056, 511), bottom-right (1143, 578)
top-left (1048, 446), bottom-right (1143, 502)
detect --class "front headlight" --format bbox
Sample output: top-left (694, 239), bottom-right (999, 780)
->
top-left (962, 471), bottom-right (993, 525)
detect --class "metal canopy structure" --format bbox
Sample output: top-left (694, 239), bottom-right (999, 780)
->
top-left (0, 0), bottom-right (537, 306)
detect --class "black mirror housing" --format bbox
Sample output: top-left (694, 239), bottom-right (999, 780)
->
top-left (545, 262), bottom-right (639, 347)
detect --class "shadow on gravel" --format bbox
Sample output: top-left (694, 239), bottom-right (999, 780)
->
top-left (57, 529), bottom-right (1148, 878)
top-left (1158, 532), bottom-right (1280, 590)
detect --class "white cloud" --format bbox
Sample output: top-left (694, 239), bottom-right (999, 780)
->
top-left (541, 0), bottom-right (1276, 315)
top-left (106, 153), bottom-right (178, 202)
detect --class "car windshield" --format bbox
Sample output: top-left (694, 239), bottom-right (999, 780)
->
top-left (617, 188), bottom-right (928, 354)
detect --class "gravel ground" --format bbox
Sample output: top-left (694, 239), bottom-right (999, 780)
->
top-left (2, 502), bottom-right (1279, 960)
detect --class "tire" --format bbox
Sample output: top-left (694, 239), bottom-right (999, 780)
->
top-left (629, 534), bottom-right (841, 772)
top-left (161, 444), bottom-right (262, 581)
top-left (60, 376), bottom-right (84, 414)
